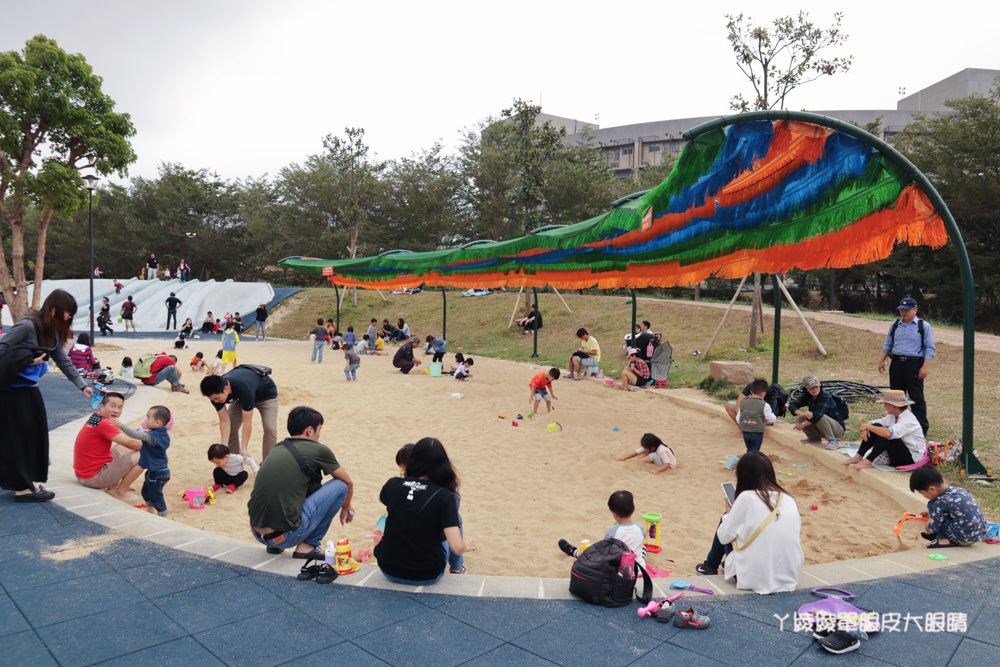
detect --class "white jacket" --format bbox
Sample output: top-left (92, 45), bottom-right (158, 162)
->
top-left (717, 490), bottom-right (803, 594)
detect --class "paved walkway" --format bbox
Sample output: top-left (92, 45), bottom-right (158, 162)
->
top-left (3, 379), bottom-right (999, 665)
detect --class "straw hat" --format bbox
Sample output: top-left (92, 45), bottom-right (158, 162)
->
top-left (881, 389), bottom-right (911, 407)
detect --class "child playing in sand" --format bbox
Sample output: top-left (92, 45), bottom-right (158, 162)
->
top-left (454, 357), bottom-right (474, 381)
top-left (309, 318), bottom-right (328, 363)
top-left (221, 322), bottom-right (239, 372)
top-left (736, 378), bottom-right (776, 453)
top-left (211, 350), bottom-right (223, 375)
top-left (69, 333), bottom-right (100, 372)
top-left (357, 334), bottom-right (371, 355)
top-left (910, 465), bottom-right (987, 548)
top-left (558, 490), bottom-right (647, 566)
top-left (111, 405), bottom-right (171, 516)
top-left (343, 326), bottom-right (356, 347)
top-left (207, 443), bottom-right (259, 493)
top-left (344, 342), bottom-right (361, 381)
top-left (120, 356), bottom-right (134, 379)
top-left (191, 351), bottom-right (207, 373)
top-left (619, 433), bottom-right (676, 474)
top-left (529, 368), bottom-right (560, 413)
top-left (425, 335), bottom-right (446, 363)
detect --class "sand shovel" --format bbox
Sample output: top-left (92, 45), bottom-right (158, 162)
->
top-left (669, 580), bottom-right (714, 595)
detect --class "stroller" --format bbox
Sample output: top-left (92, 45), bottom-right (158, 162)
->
top-left (649, 340), bottom-right (673, 388)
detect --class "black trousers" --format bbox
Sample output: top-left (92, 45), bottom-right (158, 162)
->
top-left (889, 357), bottom-right (928, 434)
top-left (213, 468), bottom-right (248, 488)
top-left (858, 433), bottom-right (914, 467)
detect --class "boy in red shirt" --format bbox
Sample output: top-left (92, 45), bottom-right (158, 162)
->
top-left (529, 368), bottom-right (560, 414)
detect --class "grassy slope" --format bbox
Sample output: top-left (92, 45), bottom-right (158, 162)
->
top-left (269, 287), bottom-right (1000, 518)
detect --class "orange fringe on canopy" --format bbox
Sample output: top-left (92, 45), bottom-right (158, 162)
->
top-left (327, 185), bottom-right (946, 291)
top-left (715, 120), bottom-right (828, 209)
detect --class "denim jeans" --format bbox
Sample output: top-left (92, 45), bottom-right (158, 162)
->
top-left (381, 542), bottom-right (449, 586)
top-left (256, 321), bottom-right (266, 340)
top-left (251, 479), bottom-right (348, 550)
top-left (742, 432), bottom-right (764, 452)
top-left (153, 364), bottom-right (181, 387)
top-left (142, 468), bottom-right (170, 514)
top-left (166, 310), bottom-right (178, 329)
top-left (703, 517), bottom-right (732, 569)
top-left (345, 363), bottom-right (359, 380)
top-left (311, 338), bottom-right (325, 362)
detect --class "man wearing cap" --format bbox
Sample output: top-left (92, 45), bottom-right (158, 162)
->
top-left (619, 347), bottom-right (650, 391)
top-left (842, 389), bottom-right (926, 470)
top-left (878, 297), bottom-right (935, 435)
top-left (788, 374), bottom-right (845, 447)
top-left (392, 336), bottom-right (423, 374)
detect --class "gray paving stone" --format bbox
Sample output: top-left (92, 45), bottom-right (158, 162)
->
top-left (512, 608), bottom-right (660, 667)
top-left (353, 609), bottom-right (504, 666)
top-left (5, 630), bottom-right (58, 666)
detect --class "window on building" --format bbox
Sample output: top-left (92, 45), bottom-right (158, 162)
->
top-left (622, 146), bottom-right (633, 156)
top-left (648, 143), bottom-right (660, 153)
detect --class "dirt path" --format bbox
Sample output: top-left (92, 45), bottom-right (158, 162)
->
top-left (649, 298), bottom-right (1000, 354)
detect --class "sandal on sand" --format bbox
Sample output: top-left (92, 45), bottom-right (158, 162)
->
top-left (316, 564), bottom-right (339, 584)
top-left (297, 559), bottom-right (322, 581)
top-left (450, 565), bottom-right (467, 574)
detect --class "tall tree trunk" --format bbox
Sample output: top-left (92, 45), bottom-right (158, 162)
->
top-left (8, 204), bottom-right (30, 320)
top-left (749, 272), bottom-right (761, 348)
top-left (31, 207), bottom-right (56, 310)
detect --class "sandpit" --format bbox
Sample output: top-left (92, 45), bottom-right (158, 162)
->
top-left (96, 337), bottom-right (916, 579)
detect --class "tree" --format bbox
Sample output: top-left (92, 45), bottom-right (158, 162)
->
top-left (543, 127), bottom-right (620, 225)
top-left (726, 11), bottom-right (853, 113)
top-left (380, 144), bottom-right (464, 251)
top-left (725, 12), bottom-right (852, 346)
top-left (458, 118), bottom-right (515, 241)
top-left (0, 35), bottom-right (136, 319)
top-left (893, 83), bottom-right (1000, 323)
top-left (501, 99), bottom-right (565, 235)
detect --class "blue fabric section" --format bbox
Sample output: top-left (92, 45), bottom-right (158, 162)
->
top-left (600, 131), bottom-right (875, 258)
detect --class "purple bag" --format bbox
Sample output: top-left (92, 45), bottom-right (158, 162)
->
top-left (797, 587), bottom-right (880, 632)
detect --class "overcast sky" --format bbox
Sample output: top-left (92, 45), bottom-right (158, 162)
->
top-left (3, 0), bottom-right (997, 183)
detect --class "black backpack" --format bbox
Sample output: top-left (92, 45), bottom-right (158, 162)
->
top-left (568, 538), bottom-right (652, 607)
top-left (766, 383), bottom-right (789, 417)
top-left (830, 393), bottom-right (850, 423)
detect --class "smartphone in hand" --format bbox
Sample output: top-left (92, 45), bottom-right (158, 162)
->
top-left (722, 482), bottom-right (737, 506)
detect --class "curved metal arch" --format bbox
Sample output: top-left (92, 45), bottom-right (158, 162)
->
top-left (685, 110), bottom-right (980, 473)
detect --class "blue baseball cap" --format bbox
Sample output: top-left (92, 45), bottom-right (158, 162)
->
top-left (898, 297), bottom-right (918, 310)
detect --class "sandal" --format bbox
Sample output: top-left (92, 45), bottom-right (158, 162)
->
top-left (296, 559), bottom-right (322, 581)
top-left (927, 540), bottom-right (959, 549)
top-left (315, 563), bottom-right (338, 584)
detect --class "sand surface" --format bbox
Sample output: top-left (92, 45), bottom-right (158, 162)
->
top-left (96, 337), bottom-right (920, 579)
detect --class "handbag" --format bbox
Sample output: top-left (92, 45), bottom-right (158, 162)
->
top-left (732, 493), bottom-right (782, 551)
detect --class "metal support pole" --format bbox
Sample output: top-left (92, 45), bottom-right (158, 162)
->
top-left (631, 289), bottom-right (637, 345)
top-left (531, 288), bottom-right (539, 358)
top-left (771, 274), bottom-right (783, 386)
top-left (87, 188), bottom-right (95, 345)
top-left (333, 284), bottom-right (340, 331)
top-left (441, 287), bottom-right (447, 340)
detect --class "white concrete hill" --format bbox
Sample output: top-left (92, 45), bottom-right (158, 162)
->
top-left (1, 278), bottom-right (274, 334)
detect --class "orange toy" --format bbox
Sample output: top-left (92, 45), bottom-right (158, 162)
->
top-left (892, 512), bottom-right (929, 536)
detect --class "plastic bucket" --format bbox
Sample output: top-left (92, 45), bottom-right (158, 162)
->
top-left (429, 362), bottom-right (443, 377)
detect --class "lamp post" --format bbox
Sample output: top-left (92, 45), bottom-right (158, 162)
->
top-left (83, 175), bottom-right (99, 345)
top-left (185, 208), bottom-right (196, 281)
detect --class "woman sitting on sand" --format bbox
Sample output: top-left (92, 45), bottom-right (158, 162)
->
top-left (180, 318), bottom-right (194, 338)
top-left (842, 390), bottom-right (926, 470)
top-left (694, 451), bottom-right (803, 594)
top-left (389, 317), bottom-right (410, 342)
top-left (374, 438), bottom-right (474, 585)
top-left (381, 318), bottom-right (396, 340)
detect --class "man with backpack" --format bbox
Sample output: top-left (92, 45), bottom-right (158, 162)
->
top-left (878, 297), bottom-right (935, 436)
top-left (789, 374), bottom-right (845, 448)
top-left (138, 353), bottom-right (189, 394)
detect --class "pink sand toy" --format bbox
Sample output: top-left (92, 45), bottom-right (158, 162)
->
top-left (180, 488), bottom-right (208, 509)
top-left (638, 592), bottom-right (684, 617)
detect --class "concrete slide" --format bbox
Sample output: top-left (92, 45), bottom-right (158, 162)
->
top-left (1, 278), bottom-right (274, 334)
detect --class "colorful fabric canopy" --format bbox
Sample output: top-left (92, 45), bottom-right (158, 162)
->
top-left (278, 117), bottom-right (948, 289)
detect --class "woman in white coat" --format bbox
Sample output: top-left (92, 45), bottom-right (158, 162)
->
top-left (695, 451), bottom-right (803, 594)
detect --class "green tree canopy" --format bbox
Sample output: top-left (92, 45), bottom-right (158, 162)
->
top-left (0, 34), bottom-right (136, 318)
